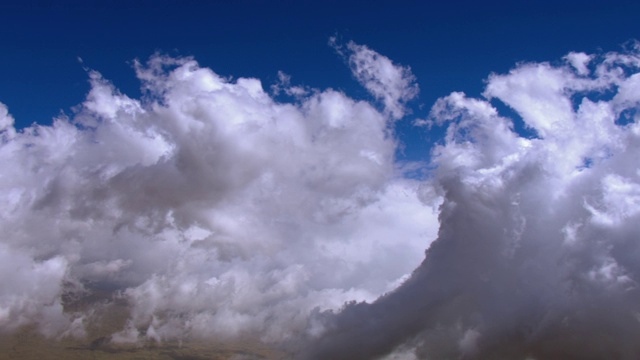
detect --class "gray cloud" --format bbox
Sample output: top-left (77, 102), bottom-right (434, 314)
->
top-left (4, 40), bottom-right (640, 360)
top-left (0, 46), bottom-right (437, 345)
top-left (302, 44), bottom-right (640, 360)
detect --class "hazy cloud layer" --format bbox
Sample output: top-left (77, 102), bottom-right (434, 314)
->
top-left (0, 44), bottom-right (437, 344)
top-left (303, 44), bottom-right (640, 359)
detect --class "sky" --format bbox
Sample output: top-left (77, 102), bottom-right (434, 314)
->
top-left (2, 1), bottom-right (640, 359)
top-left (2, 0), bottom-right (640, 161)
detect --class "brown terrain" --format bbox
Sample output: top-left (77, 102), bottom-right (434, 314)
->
top-left (0, 288), bottom-right (288, 360)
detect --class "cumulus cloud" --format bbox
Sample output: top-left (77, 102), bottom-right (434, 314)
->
top-left (0, 48), bottom-right (437, 345)
top-left (5, 39), bottom-right (640, 360)
top-left (0, 102), bottom-right (16, 138)
top-left (331, 37), bottom-right (419, 120)
top-left (303, 43), bottom-right (640, 359)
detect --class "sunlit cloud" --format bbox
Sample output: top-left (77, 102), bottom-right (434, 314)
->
top-left (3, 39), bottom-right (640, 360)
top-left (0, 42), bottom-right (437, 345)
top-left (331, 37), bottom-right (419, 120)
top-left (303, 43), bottom-right (640, 360)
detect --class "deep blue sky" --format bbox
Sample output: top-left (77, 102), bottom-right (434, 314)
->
top-left (1, 0), bottom-right (639, 161)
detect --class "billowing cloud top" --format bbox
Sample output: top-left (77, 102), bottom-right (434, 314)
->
top-left (3, 39), bottom-right (640, 360)
top-left (0, 44), bottom-right (436, 344)
top-left (303, 43), bottom-right (640, 359)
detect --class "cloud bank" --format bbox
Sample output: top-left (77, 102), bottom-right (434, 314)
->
top-left (3, 39), bottom-right (640, 360)
top-left (303, 43), bottom-right (640, 359)
top-left (0, 43), bottom-right (437, 345)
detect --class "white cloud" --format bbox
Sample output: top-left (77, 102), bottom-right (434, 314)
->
top-left (412, 118), bottom-right (432, 128)
top-left (270, 71), bottom-right (309, 98)
top-left (0, 52), bottom-right (438, 343)
top-left (0, 102), bottom-right (16, 139)
top-left (565, 51), bottom-right (592, 76)
top-left (331, 38), bottom-right (419, 119)
top-left (5, 40), bottom-right (640, 360)
top-left (0, 244), bottom-right (69, 337)
top-left (303, 45), bottom-right (640, 360)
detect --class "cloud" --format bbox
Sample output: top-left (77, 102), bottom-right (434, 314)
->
top-left (302, 44), bottom-right (640, 359)
top-left (0, 52), bottom-right (438, 344)
top-left (5, 39), bottom-right (640, 360)
top-left (0, 102), bottom-right (16, 138)
top-left (270, 71), bottom-right (309, 98)
top-left (331, 38), bottom-right (419, 120)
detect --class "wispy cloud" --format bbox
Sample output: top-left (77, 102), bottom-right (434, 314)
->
top-left (331, 38), bottom-right (419, 120)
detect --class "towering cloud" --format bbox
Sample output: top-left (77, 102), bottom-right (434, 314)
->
top-left (304, 43), bottom-right (640, 359)
top-left (0, 45), bottom-right (437, 345)
top-left (3, 39), bottom-right (640, 360)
